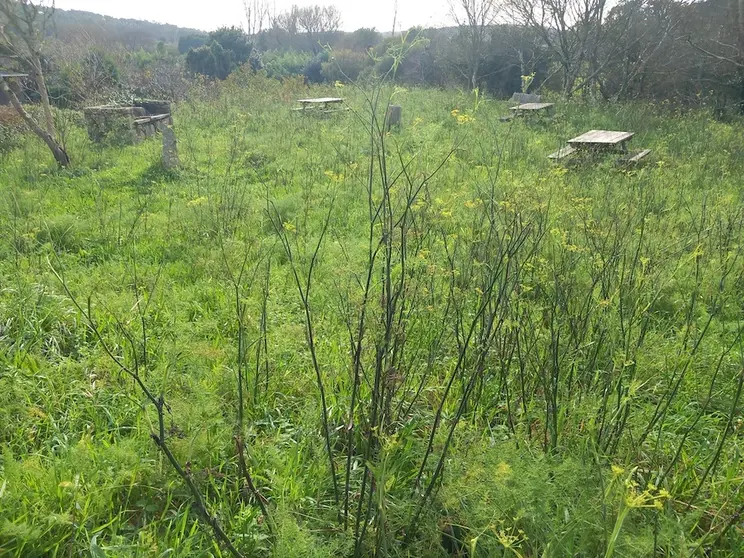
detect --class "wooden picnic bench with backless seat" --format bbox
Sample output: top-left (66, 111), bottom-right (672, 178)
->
top-left (548, 129), bottom-right (651, 165)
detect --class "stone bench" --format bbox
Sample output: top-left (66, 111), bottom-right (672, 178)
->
top-left (83, 100), bottom-right (173, 145)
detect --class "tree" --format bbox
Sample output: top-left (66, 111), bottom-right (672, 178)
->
top-left (209, 26), bottom-right (253, 66)
top-left (482, 24), bottom-right (550, 96)
top-left (186, 42), bottom-right (229, 79)
top-left (185, 27), bottom-right (253, 80)
top-left (178, 33), bottom-right (209, 54)
top-left (505, 0), bottom-right (609, 96)
top-left (303, 50), bottom-right (328, 83)
top-left (347, 27), bottom-right (382, 52)
top-left (272, 5), bottom-right (300, 38)
top-left (599, 0), bottom-right (679, 100)
top-left (50, 47), bottom-right (120, 107)
top-left (321, 49), bottom-right (371, 82)
top-left (0, 0), bottom-right (69, 166)
top-left (297, 5), bottom-right (342, 52)
top-left (244, 0), bottom-right (270, 36)
top-left (449, 0), bottom-right (502, 90)
top-left (686, 0), bottom-right (744, 110)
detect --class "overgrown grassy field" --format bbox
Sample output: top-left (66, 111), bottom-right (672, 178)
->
top-left (1, 73), bottom-right (743, 557)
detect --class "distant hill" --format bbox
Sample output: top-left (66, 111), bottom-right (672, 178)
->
top-left (50, 8), bottom-right (204, 50)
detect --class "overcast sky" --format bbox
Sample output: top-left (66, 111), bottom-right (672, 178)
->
top-left (54, 0), bottom-right (452, 33)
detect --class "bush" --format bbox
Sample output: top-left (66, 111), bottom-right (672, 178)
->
top-left (303, 51), bottom-right (329, 84)
top-left (178, 33), bottom-right (209, 54)
top-left (209, 27), bottom-right (253, 66)
top-left (186, 27), bottom-right (254, 80)
top-left (321, 49), bottom-right (372, 83)
top-left (48, 49), bottom-right (121, 108)
top-left (346, 28), bottom-right (382, 51)
top-left (120, 55), bottom-right (190, 101)
top-left (0, 124), bottom-right (20, 155)
top-left (0, 107), bottom-right (24, 155)
top-left (261, 50), bottom-right (313, 80)
top-left (187, 42), bottom-right (223, 79)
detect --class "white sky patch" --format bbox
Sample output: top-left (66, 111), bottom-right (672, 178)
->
top-left (54, 0), bottom-right (452, 33)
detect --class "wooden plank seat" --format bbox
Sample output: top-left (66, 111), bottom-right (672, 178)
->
top-left (548, 146), bottom-right (577, 160)
top-left (134, 113), bottom-right (171, 125)
top-left (296, 97), bottom-right (344, 110)
top-left (625, 149), bottom-right (651, 163)
top-left (292, 107), bottom-right (349, 115)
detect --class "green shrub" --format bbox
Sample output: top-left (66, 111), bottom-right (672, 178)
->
top-left (0, 107), bottom-right (24, 155)
top-left (186, 27), bottom-right (254, 80)
top-left (0, 123), bottom-right (21, 155)
top-left (303, 51), bottom-right (329, 84)
top-left (262, 50), bottom-right (313, 79)
top-left (321, 49), bottom-right (372, 83)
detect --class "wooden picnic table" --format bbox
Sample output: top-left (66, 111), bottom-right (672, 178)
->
top-left (567, 130), bottom-right (634, 153)
top-left (296, 97), bottom-right (344, 110)
top-left (549, 129), bottom-right (650, 163)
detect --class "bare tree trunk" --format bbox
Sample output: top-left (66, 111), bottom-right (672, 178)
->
top-left (739, 0), bottom-right (744, 111)
top-left (0, 77), bottom-right (70, 167)
top-left (392, 0), bottom-right (398, 37)
top-left (562, 63), bottom-right (575, 97)
top-left (32, 56), bottom-right (56, 138)
top-left (519, 50), bottom-right (526, 78)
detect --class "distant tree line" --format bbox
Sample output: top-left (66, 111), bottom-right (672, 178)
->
top-left (175, 0), bottom-right (743, 112)
top-left (1, 0), bottom-right (743, 119)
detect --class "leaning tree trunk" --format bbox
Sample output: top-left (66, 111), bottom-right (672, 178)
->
top-left (0, 77), bottom-right (70, 167)
top-left (739, 0), bottom-right (744, 111)
top-left (31, 57), bottom-right (56, 138)
top-left (739, 0), bottom-right (744, 53)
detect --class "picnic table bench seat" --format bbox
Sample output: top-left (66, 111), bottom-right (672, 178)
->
top-left (547, 146), bottom-right (577, 160)
top-left (625, 149), bottom-right (652, 163)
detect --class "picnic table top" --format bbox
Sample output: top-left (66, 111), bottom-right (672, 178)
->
top-left (510, 102), bottom-right (554, 111)
top-left (297, 97), bottom-right (344, 104)
top-left (0, 71), bottom-right (28, 79)
top-left (568, 130), bottom-right (634, 145)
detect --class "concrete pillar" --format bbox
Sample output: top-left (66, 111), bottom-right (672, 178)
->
top-left (161, 125), bottom-right (179, 170)
top-left (386, 105), bottom-right (402, 131)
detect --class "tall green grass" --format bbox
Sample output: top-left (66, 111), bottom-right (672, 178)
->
top-left (1, 72), bottom-right (743, 556)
